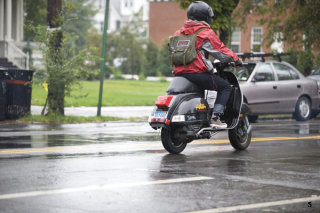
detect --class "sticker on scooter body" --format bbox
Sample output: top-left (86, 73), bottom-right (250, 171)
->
top-left (195, 104), bottom-right (206, 111)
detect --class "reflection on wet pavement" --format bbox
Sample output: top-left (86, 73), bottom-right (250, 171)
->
top-left (0, 120), bottom-right (319, 151)
top-left (0, 119), bottom-right (319, 212)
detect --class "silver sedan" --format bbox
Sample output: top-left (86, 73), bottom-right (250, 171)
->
top-left (229, 61), bottom-right (320, 122)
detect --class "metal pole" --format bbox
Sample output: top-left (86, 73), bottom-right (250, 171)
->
top-left (97, 0), bottom-right (110, 116)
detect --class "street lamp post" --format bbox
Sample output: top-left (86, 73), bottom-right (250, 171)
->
top-left (97, 0), bottom-right (110, 116)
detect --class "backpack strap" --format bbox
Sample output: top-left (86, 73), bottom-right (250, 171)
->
top-left (194, 28), bottom-right (207, 51)
top-left (182, 27), bottom-right (207, 67)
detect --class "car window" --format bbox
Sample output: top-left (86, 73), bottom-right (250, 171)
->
top-left (254, 63), bottom-right (275, 81)
top-left (273, 63), bottom-right (299, 80)
top-left (312, 67), bottom-right (320, 75)
top-left (226, 64), bottom-right (256, 81)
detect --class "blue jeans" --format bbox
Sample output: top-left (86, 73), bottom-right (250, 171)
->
top-left (178, 72), bottom-right (231, 117)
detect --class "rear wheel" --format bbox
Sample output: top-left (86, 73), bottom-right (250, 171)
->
top-left (293, 97), bottom-right (311, 121)
top-left (228, 117), bottom-right (252, 150)
top-left (161, 128), bottom-right (187, 154)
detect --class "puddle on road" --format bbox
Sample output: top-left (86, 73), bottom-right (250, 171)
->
top-left (253, 120), bottom-right (320, 136)
top-left (0, 133), bottom-right (161, 149)
top-left (1, 120), bottom-right (320, 150)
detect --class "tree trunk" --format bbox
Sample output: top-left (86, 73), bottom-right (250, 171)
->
top-left (47, 0), bottom-right (64, 115)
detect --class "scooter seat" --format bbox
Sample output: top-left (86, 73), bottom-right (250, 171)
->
top-left (167, 76), bottom-right (201, 94)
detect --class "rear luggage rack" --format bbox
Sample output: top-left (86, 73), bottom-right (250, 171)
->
top-left (237, 52), bottom-right (290, 62)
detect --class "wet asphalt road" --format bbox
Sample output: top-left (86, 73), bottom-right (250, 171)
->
top-left (0, 119), bottom-right (320, 213)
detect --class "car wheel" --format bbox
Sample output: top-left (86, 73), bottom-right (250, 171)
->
top-left (293, 97), bottom-right (311, 121)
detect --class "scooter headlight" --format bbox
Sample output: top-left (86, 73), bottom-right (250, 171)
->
top-left (172, 115), bottom-right (185, 122)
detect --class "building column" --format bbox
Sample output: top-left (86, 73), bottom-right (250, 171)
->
top-left (6, 0), bottom-right (12, 41)
top-left (0, 0), bottom-right (4, 40)
top-left (16, 0), bottom-right (23, 41)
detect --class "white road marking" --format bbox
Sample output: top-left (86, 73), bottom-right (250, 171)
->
top-left (188, 195), bottom-right (320, 213)
top-left (0, 176), bottom-right (213, 200)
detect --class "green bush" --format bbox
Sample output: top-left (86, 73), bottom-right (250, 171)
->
top-left (110, 67), bottom-right (124, 80)
top-left (283, 49), bottom-right (315, 76)
top-left (139, 73), bottom-right (146, 81)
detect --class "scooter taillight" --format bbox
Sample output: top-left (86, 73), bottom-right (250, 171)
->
top-left (155, 96), bottom-right (173, 108)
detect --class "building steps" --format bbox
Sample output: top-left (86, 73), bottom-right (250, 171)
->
top-left (0, 58), bottom-right (18, 69)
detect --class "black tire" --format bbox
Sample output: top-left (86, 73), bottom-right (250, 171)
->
top-left (293, 97), bottom-right (311, 121)
top-left (248, 115), bottom-right (258, 123)
top-left (228, 118), bottom-right (252, 150)
top-left (161, 128), bottom-right (187, 154)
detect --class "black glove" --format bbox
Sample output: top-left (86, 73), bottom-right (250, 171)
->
top-left (235, 59), bottom-right (243, 67)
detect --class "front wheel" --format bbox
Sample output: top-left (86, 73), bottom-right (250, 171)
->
top-left (293, 96), bottom-right (311, 121)
top-left (228, 117), bottom-right (252, 150)
top-left (161, 128), bottom-right (187, 154)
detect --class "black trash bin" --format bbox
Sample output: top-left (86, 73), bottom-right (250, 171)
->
top-left (5, 69), bottom-right (34, 119)
top-left (0, 67), bottom-right (8, 121)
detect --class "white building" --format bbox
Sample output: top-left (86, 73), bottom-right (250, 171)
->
top-left (93, 0), bottom-right (149, 34)
top-left (0, 0), bottom-right (28, 69)
top-left (0, 0), bottom-right (150, 70)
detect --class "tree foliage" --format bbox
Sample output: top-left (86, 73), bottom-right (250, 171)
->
top-left (85, 27), bottom-right (173, 78)
top-left (84, 6), bottom-right (172, 78)
top-left (24, 0), bottom-right (47, 40)
top-left (26, 0), bottom-right (97, 115)
top-left (28, 24), bottom-right (96, 114)
top-left (144, 40), bottom-right (159, 76)
top-left (24, 0), bottom-right (96, 49)
top-left (235, 0), bottom-right (320, 50)
top-left (234, 0), bottom-right (320, 73)
top-left (63, 0), bottom-right (97, 49)
top-left (174, 0), bottom-right (239, 45)
top-left (157, 40), bottom-right (173, 77)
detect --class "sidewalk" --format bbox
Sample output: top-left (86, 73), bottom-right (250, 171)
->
top-left (31, 106), bottom-right (154, 118)
top-left (31, 106), bottom-right (319, 120)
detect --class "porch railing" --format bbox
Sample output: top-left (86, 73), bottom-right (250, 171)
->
top-left (0, 40), bottom-right (29, 69)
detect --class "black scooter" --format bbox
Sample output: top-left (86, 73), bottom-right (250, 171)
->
top-left (148, 61), bottom-right (252, 154)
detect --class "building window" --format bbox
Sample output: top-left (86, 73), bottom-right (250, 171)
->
top-left (116, 20), bottom-right (121, 31)
top-left (251, 27), bottom-right (262, 52)
top-left (231, 27), bottom-right (241, 53)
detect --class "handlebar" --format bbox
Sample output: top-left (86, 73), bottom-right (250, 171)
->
top-left (212, 61), bottom-right (237, 73)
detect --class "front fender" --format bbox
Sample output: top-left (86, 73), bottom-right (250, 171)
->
top-left (240, 103), bottom-right (251, 115)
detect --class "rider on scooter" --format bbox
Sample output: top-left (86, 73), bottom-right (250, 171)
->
top-left (171, 1), bottom-right (241, 128)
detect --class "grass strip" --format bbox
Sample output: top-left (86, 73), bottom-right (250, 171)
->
top-left (32, 80), bottom-right (170, 107)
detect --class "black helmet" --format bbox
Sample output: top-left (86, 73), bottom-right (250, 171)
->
top-left (187, 1), bottom-right (214, 25)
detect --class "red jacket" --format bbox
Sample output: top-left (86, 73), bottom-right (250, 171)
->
top-left (173, 20), bottom-right (239, 75)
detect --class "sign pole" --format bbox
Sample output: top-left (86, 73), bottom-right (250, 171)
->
top-left (97, 0), bottom-right (110, 116)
